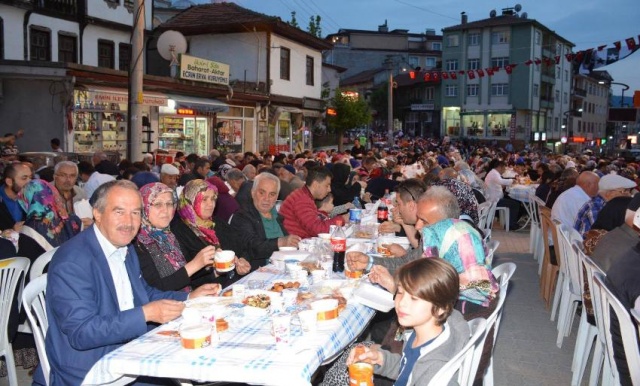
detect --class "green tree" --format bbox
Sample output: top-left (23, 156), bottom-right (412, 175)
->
top-left (307, 15), bottom-right (322, 38)
top-left (288, 11), bottom-right (299, 28)
top-left (326, 89), bottom-right (372, 151)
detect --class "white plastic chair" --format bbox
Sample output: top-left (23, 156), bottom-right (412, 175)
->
top-left (21, 274), bottom-right (49, 385)
top-left (481, 267), bottom-right (513, 386)
top-left (632, 308), bottom-right (640, 336)
top-left (485, 240), bottom-right (500, 266)
top-left (0, 257), bottom-right (31, 386)
top-left (528, 191), bottom-right (542, 259)
top-left (477, 201), bottom-right (494, 241)
top-left (29, 247), bottom-right (57, 282)
top-left (532, 196), bottom-right (548, 269)
top-left (593, 271), bottom-right (640, 386)
top-left (572, 245), bottom-right (602, 386)
top-left (494, 205), bottom-right (510, 232)
top-left (553, 223), bottom-right (583, 348)
top-left (491, 262), bottom-right (516, 288)
top-left (427, 318), bottom-right (488, 386)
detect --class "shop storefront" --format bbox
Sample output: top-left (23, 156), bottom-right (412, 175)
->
top-left (216, 106), bottom-right (255, 153)
top-left (461, 111), bottom-right (513, 138)
top-left (159, 95), bottom-right (228, 155)
top-left (267, 107), bottom-right (318, 154)
top-left (72, 86), bottom-right (167, 160)
top-left (442, 107), bottom-right (461, 137)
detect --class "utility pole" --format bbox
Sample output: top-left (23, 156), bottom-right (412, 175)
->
top-left (384, 57), bottom-right (394, 147)
top-left (128, 0), bottom-right (145, 161)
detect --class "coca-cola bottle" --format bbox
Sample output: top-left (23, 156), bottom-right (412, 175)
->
top-left (331, 219), bottom-right (346, 272)
top-left (377, 190), bottom-right (389, 223)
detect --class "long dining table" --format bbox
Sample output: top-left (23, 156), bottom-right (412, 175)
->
top-left (82, 262), bottom-right (377, 386)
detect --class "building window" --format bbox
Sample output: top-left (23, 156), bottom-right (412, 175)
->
top-left (468, 59), bottom-right (480, 70)
top-left (533, 84), bottom-right (539, 97)
top-left (280, 47), bottom-right (290, 80)
top-left (58, 34), bottom-right (77, 63)
top-left (30, 27), bottom-right (51, 61)
top-left (491, 83), bottom-right (509, 96)
top-left (431, 42), bottom-right (442, 50)
top-left (425, 57), bottom-right (436, 68)
top-left (445, 85), bottom-right (458, 97)
top-left (98, 40), bottom-right (114, 68)
top-left (445, 59), bottom-right (458, 71)
top-left (556, 66), bottom-right (561, 79)
top-left (564, 70), bottom-right (569, 81)
top-left (467, 33), bottom-right (480, 46)
top-left (491, 56), bottom-right (509, 68)
top-left (305, 56), bottom-right (314, 86)
top-left (118, 43), bottom-right (131, 71)
top-left (535, 31), bottom-right (541, 45)
top-left (425, 87), bottom-right (434, 100)
top-left (408, 56), bottom-right (419, 68)
top-left (447, 35), bottom-right (459, 47)
top-left (467, 84), bottom-right (479, 97)
top-left (563, 92), bottom-right (568, 103)
top-left (491, 31), bottom-right (509, 44)
top-left (555, 90), bottom-right (560, 101)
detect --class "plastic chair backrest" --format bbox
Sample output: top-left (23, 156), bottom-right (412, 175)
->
top-left (528, 190), bottom-right (541, 227)
top-left (22, 274), bottom-right (49, 385)
top-left (30, 247), bottom-right (58, 282)
top-left (485, 240), bottom-right (500, 266)
top-left (427, 318), bottom-right (488, 386)
top-left (579, 250), bottom-right (609, 349)
top-left (592, 271), bottom-right (640, 385)
top-left (631, 309), bottom-right (640, 338)
top-left (539, 207), bottom-right (558, 264)
top-left (477, 202), bottom-right (493, 231)
top-left (0, 257), bottom-right (31, 353)
top-left (492, 262), bottom-right (517, 288)
top-left (487, 280), bottom-right (509, 361)
top-left (556, 224), bottom-right (582, 296)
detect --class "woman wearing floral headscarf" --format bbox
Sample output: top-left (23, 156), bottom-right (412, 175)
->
top-left (134, 182), bottom-right (222, 292)
top-left (170, 179), bottom-right (251, 285)
top-left (18, 179), bottom-right (81, 250)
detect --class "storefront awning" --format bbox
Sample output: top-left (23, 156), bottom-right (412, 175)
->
top-left (77, 85), bottom-right (168, 106)
top-left (167, 94), bottom-right (229, 113)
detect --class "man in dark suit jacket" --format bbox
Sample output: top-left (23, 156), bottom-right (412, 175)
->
top-left (230, 173), bottom-right (300, 270)
top-left (36, 180), bottom-right (219, 385)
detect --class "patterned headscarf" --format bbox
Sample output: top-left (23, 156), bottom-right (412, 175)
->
top-left (137, 183), bottom-right (187, 286)
top-left (177, 179), bottom-right (220, 247)
top-left (18, 179), bottom-right (81, 247)
top-left (421, 218), bottom-right (498, 307)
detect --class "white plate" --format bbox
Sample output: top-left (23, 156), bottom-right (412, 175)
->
top-left (310, 279), bottom-right (349, 295)
top-left (352, 283), bottom-right (395, 312)
top-left (185, 296), bottom-right (234, 308)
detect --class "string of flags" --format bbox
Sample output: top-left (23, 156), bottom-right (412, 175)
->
top-left (406, 34), bottom-right (639, 81)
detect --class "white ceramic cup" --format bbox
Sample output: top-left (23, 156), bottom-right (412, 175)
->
top-left (214, 250), bottom-right (235, 272)
top-left (271, 313), bottom-right (291, 347)
top-left (282, 288), bottom-right (298, 308)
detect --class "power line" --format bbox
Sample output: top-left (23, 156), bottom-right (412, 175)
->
top-left (391, 0), bottom-right (459, 22)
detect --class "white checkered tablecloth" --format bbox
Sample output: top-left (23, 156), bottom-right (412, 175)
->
top-left (507, 185), bottom-right (537, 203)
top-left (83, 268), bottom-right (376, 386)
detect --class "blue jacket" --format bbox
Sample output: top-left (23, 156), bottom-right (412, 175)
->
top-left (36, 226), bottom-right (187, 385)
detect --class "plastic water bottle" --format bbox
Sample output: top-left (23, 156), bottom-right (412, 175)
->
top-left (353, 196), bottom-right (363, 209)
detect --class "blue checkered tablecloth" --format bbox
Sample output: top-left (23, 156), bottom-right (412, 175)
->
top-left (507, 184), bottom-right (537, 203)
top-left (83, 268), bottom-right (376, 386)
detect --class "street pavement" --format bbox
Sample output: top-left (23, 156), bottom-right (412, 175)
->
top-left (1, 228), bottom-right (585, 386)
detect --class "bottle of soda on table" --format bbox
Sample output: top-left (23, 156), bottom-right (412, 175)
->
top-left (377, 191), bottom-right (389, 223)
top-left (331, 219), bottom-right (346, 273)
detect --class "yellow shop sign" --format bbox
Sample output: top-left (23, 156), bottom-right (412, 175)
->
top-left (179, 54), bottom-right (230, 86)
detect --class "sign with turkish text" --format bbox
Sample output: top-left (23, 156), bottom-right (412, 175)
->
top-left (410, 104), bottom-right (435, 111)
top-left (179, 54), bottom-right (230, 85)
top-left (89, 90), bottom-right (167, 106)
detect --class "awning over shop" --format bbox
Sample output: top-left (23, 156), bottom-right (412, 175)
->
top-left (77, 85), bottom-right (168, 106)
top-left (167, 94), bottom-right (229, 113)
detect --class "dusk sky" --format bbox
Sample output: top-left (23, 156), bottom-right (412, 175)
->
top-left (217, 0), bottom-right (640, 97)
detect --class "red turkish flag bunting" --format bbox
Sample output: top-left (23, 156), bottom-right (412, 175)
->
top-left (524, 59), bottom-right (534, 66)
top-left (477, 69), bottom-right (485, 77)
top-left (492, 66), bottom-right (500, 72)
top-left (626, 37), bottom-right (637, 51)
top-left (555, 55), bottom-right (561, 64)
top-left (614, 41), bottom-right (622, 50)
top-left (575, 51), bottom-right (584, 62)
top-left (423, 72), bottom-right (431, 81)
top-left (441, 71), bottom-right (449, 79)
top-left (597, 45), bottom-right (607, 51)
top-left (565, 53), bottom-right (574, 62)
top-left (534, 58), bottom-right (541, 65)
top-left (486, 67), bottom-right (494, 76)
top-left (467, 70), bottom-right (476, 79)
top-left (458, 70), bottom-right (466, 75)
top-left (450, 72), bottom-right (457, 80)
top-left (432, 72), bottom-right (439, 81)
top-left (505, 64), bottom-right (517, 74)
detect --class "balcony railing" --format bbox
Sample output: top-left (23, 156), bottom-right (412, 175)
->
top-left (32, 0), bottom-right (78, 16)
top-left (574, 88), bottom-right (587, 97)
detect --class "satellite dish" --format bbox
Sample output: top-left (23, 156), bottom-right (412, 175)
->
top-left (157, 30), bottom-right (187, 61)
top-left (520, 12), bottom-right (528, 19)
top-left (514, 3), bottom-right (522, 12)
top-left (490, 9), bottom-right (497, 17)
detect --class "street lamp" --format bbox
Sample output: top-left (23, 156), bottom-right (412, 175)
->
top-left (384, 57), bottom-right (395, 147)
top-left (599, 80), bottom-right (630, 107)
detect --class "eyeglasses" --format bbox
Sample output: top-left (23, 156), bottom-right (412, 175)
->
top-left (398, 186), bottom-right (418, 203)
top-left (149, 201), bottom-right (176, 210)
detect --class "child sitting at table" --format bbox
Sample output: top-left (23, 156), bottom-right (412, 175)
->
top-left (319, 258), bottom-right (469, 386)
top-left (315, 193), bottom-right (334, 221)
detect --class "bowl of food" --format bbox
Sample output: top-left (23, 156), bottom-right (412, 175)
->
top-left (214, 250), bottom-right (235, 272)
top-left (310, 299), bottom-right (339, 321)
top-left (243, 294), bottom-right (271, 317)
